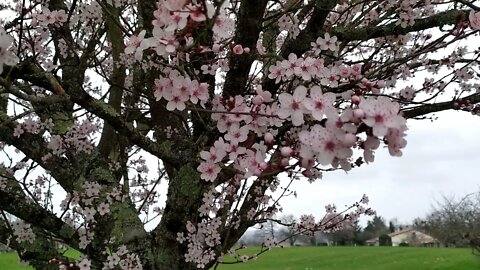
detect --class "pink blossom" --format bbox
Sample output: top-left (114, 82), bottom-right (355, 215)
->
top-left (304, 85), bottom-right (336, 120)
top-left (293, 57), bottom-right (317, 80)
top-left (200, 146), bottom-right (226, 163)
top-left (469, 10), bottom-right (480, 30)
top-left (125, 30), bottom-right (150, 61)
top-left (359, 97), bottom-right (406, 137)
top-left (0, 27), bottom-right (19, 74)
top-left (213, 13), bottom-right (234, 39)
top-left (106, 253), bottom-right (120, 269)
top-left (97, 202), bottom-right (110, 216)
top-left (301, 125), bottom-right (352, 166)
top-left (151, 29), bottom-right (178, 57)
top-left (281, 53), bottom-right (298, 78)
top-left (188, 4), bottom-right (207, 22)
top-left (77, 258), bottom-right (91, 270)
top-left (224, 123), bottom-right (249, 145)
top-left (314, 33), bottom-right (338, 51)
top-left (268, 63), bottom-right (285, 83)
top-left (190, 81), bottom-right (209, 106)
top-left (164, 87), bottom-right (189, 111)
top-left (277, 85), bottom-right (308, 126)
top-left (255, 86), bottom-right (273, 103)
top-left (200, 64), bottom-right (218, 75)
top-left (166, 11), bottom-right (189, 31)
top-left (164, 0), bottom-right (187, 11)
top-left (83, 207), bottom-right (96, 222)
top-left (400, 86), bottom-right (415, 100)
top-left (197, 162), bottom-right (221, 182)
top-left (232, 44), bottom-right (244, 55)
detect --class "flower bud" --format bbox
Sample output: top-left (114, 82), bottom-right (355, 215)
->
top-left (343, 133), bottom-right (357, 147)
top-left (259, 162), bottom-right (268, 170)
top-left (252, 95), bottom-right (264, 105)
top-left (212, 44), bottom-right (221, 53)
top-left (232, 44), bottom-right (244, 55)
top-left (280, 147), bottom-right (293, 157)
top-left (353, 109), bottom-right (365, 119)
top-left (264, 132), bottom-right (274, 144)
top-left (351, 95), bottom-right (360, 105)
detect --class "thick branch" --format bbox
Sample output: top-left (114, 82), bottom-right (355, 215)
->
top-left (280, 0), bottom-right (339, 58)
top-left (223, 0), bottom-right (269, 97)
top-left (0, 218), bottom-right (76, 270)
top-left (65, 87), bottom-right (182, 166)
top-left (98, 3), bottom-right (127, 157)
top-left (402, 92), bottom-right (480, 118)
top-left (334, 9), bottom-right (469, 42)
top-left (0, 114), bottom-right (77, 192)
top-left (3, 60), bottom-right (181, 166)
top-left (0, 174), bottom-right (79, 249)
top-left (262, 0), bottom-right (339, 94)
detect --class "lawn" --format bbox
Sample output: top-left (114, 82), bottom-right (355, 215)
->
top-left (0, 249), bottom-right (80, 270)
top-left (1, 247), bottom-right (478, 270)
top-left (0, 252), bottom-right (32, 270)
top-left (215, 246), bottom-right (480, 270)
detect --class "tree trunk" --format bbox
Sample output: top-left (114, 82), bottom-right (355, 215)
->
top-left (149, 164), bottom-right (209, 270)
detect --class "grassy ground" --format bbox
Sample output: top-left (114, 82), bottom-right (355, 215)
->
top-left (0, 249), bottom-right (80, 270)
top-left (215, 246), bottom-right (480, 270)
top-left (1, 247), bottom-right (478, 270)
top-left (0, 252), bottom-right (32, 270)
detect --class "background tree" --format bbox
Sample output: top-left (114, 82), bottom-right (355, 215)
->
top-left (352, 220), bottom-right (365, 245)
top-left (277, 214), bottom-right (299, 246)
top-left (1, 0), bottom-right (480, 269)
top-left (420, 193), bottom-right (480, 249)
top-left (388, 221), bottom-right (396, 233)
top-left (378, 234), bottom-right (392, 246)
top-left (328, 223), bottom-right (355, 246)
top-left (361, 216), bottom-right (389, 241)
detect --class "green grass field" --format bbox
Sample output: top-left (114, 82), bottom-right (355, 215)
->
top-left (1, 247), bottom-right (478, 270)
top-left (0, 249), bottom-right (80, 270)
top-left (215, 246), bottom-right (480, 270)
top-left (0, 252), bottom-right (32, 270)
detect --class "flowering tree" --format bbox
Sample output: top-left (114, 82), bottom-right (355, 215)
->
top-left (1, 0), bottom-right (480, 269)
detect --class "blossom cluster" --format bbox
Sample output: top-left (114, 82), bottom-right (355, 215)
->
top-left (13, 117), bottom-right (53, 138)
top-left (32, 8), bottom-right (67, 28)
top-left (195, 82), bottom-right (407, 189)
top-left (0, 27), bottom-right (19, 74)
top-left (124, 0), bottom-right (233, 61)
top-left (177, 218), bottom-right (222, 268)
top-left (268, 53), bottom-right (360, 85)
top-left (12, 220), bottom-right (35, 244)
top-left (153, 69), bottom-right (209, 110)
top-left (100, 245), bottom-right (143, 270)
top-left (46, 119), bottom-right (100, 157)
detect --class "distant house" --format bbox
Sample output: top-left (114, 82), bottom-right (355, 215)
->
top-left (365, 238), bottom-right (380, 246)
top-left (366, 228), bottom-right (439, 247)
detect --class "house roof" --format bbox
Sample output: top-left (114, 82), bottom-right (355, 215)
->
top-left (365, 237), bottom-right (378, 243)
top-left (388, 228), bottom-right (415, 237)
top-left (365, 228), bottom-right (439, 244)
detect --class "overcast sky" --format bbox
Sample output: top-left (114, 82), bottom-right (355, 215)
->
top-left (277, 110), bottom-right (480, 226)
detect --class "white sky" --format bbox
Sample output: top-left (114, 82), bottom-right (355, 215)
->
top-left (278, 110), bottom-right (480, 226)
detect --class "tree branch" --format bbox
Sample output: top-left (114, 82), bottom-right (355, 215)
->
top-left (333, 9), bottom-right (469, 42)
top-left (0, 172), bottom-right (79, 249)
top-left (402, 92), bottom-right (480, 119)
top-left (223, 0), bottom-right (269, 97)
